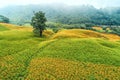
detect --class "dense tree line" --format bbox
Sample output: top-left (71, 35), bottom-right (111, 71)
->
top-left (0, 15), bottom-right (9, 23)
top-left (0, 4), bottom-right (120, 26)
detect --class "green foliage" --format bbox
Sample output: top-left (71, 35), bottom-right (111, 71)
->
top-left (52, 28), bottom-right (60, 33)
top-left (47, 22), bottom-right (92, 30)
top-left (110, 27), bottom-right (120, 35)
top-left (1, 5), bottom-right (120, 26)
top-left (0, 15), bottom-right (9, 23)
top-left (33, 28), bottom-right (40, 36)
top-left (31, 11), bottom-right (47, 37)
top-left (97, 26), bottom-right (120, 35)
top-left (85, 23), bottom-right (95, 28)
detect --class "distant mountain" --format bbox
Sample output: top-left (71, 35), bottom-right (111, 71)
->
top-left (0, 4), bottom-right (72, 24)
top-left (0, 4), bottom-right (120, 25)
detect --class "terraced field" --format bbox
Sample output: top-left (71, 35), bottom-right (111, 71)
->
top-left (0, 23), bottom-right (120, 80)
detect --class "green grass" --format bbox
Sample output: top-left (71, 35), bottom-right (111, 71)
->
top-left (0, 23), bottom-right (120, 79)
top-left (0, 26), bottom-right (46, 79)
top-left (37, 38), bottom-right (120, 66)
top-left (0, 24), bottom-right (9, 31)
top-left (0, 30), bottom-right (33, 40)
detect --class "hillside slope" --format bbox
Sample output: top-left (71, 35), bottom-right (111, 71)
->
top-left (0, 23), bottom-right (120, 80)
top-left (52, 29), bottom-right (120, 41)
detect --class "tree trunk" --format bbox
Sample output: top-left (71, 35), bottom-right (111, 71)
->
top-left (40, 30), bottom-right (42, 37)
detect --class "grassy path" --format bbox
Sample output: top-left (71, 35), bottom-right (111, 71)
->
top-left (0, 39), bottom-right (56, 79)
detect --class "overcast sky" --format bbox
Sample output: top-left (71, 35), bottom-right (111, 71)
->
top-left (0, 0), bottom-right (120, 8)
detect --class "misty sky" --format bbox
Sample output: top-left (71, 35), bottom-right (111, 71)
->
top-left (0, 0), bottom-right (120, 8)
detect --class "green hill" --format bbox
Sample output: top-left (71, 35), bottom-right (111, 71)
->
top-left (0, 23), bottom-right (120, 80)
top-left (37, 39), bottom-right (120, 66)
top-left (0, 24), bottom-right (9, 31)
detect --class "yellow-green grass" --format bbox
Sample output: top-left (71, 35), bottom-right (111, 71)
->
top-left (0, 23), bottom-right (56, 79)
top-left (0, 23), bottom-right (47, 79)
top-left (0, 24), bottom-right (9, 31)
top-left (37, 39), bottom-right (120, 66)
top-left (0, 30), bottom-right (34, 41)
top-left (0, 23), bottom-right (120, 79)
top-left (102, 33), bottom-right (120, 41)
top-left (92, 26), bottom-right (103, 30)
top-left (0, 23), bottom-right (32, 31)
top-left (51, 29), bottom-right (120, 41)
top-left (52, 29), bottom-right (107, 39)
top-left (26, 58), bottom-right (120, 80)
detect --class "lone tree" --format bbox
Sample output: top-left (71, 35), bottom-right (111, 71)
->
top-left (31, 11), bottom-right (47, 37)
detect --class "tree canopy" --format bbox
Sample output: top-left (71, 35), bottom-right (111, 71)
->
top-left (0, 15), bottom-right (9, 23)
top-left (31, 11), bottom-right (47, 37)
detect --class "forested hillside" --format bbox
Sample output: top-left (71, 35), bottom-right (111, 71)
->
top-left (0, 4), bottom-right (120, 26)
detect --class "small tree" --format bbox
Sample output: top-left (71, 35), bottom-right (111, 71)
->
top-left (31, 11), bottom-right (47, 37)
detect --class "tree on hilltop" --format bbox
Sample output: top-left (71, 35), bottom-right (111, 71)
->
top-left (31, 11), bottom-right (47, 37)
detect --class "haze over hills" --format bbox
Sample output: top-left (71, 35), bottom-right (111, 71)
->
top-left (0, 4), bottom-right (120, 25)
top-left (0, 0), bottom-right (120, 8)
